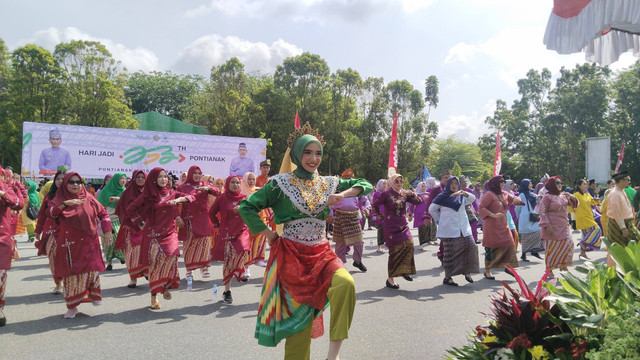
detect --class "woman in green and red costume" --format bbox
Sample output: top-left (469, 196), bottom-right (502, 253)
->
top-left (239, 126), bottom-right (372, 360)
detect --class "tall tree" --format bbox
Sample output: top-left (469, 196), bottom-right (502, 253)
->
top-left (54, 40), bottom-right (136, 129)
top-left (424, 75), bottom-right (439, 117)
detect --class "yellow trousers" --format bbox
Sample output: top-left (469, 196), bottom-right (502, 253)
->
top-left (283, 268), bottom-right (355, 360)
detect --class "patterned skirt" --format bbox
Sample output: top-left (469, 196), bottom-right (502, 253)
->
top-left (183, 224), bottom-right (212, 272)
top-left (245, 233), bottom-right (267, 266)
top-left (442, 236), bottom-right (480, 277)
top-left (520, 230), bottom-right (545, 254)
top-left (580, 225), bottom-right (602, 250)
top-left (484, 246), bottom-right (519, 270)
top-left (254, 238), bottom-right (342, 347)
top-left (332, 209), bottom-right (363, 245)
top-left (46, 235), bottom-right (62, 284)
top-left (417, 224), bottom-right (429, 245)
top-left (148, 241), bottom-right (180, 295)
top-left (223, 240), bottom-right (248, 284)
top-left (544, 238), bottom-right (573, 270)
top-left (123, 226), bottom-right (147, 279)
top-left (607, 218), bottom-right (640, 247)
top-left (102, 219), bottom-right (125, 263)
top-left (388, 239), bottom-right (416, 278)
top-left (63, 271), bottom-right (101, 309)
top-left (0, 270), bottom-right (6, 309)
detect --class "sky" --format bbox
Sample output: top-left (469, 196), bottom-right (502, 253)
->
top-left (1, 0), bottom-right (637, 142)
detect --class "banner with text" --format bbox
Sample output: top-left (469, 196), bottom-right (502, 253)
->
top-left (22, 122), bottom-right (267, 179)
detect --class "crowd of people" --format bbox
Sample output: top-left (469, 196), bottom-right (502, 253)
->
top-left (2, 124), bottom-right (640, 359)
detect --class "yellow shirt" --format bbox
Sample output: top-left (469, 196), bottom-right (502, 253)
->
top-left (570, 191), bottom-right (599, 230)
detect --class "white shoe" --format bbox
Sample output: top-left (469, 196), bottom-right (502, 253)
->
top-left (256, 260), bottom-right (267, 267)
top-left (64, 308), bottom-right (78, 319)
top-left (92, 300), bottom-right (103, 306)
top-left (243, 268), bottom-right (251, 278)
top-left (201, 268), bottom-right (211, 278)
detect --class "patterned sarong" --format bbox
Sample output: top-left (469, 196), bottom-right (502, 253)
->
top-left (123, 226), bottom-right (147, 280)
top-left (46, 236), bottom-right (62, 284)
top-left (102, 219), bottom-right (125, 263)
top-left (0, 270), bottom-right (6, 309)
top-left (183, 222), bottom-right (212, 271)
top-left (442, 236), bottom-right (480, 277)
top-left (544, 238), bottom-right (573, 270)
top-left (520, 230), bottom-right (545, 254)
top-left (245, 233), bottom-right (267, 266)
top-left (223, 240), bottom-right (248, 284)
top-left (63, 271), bottom-right (101, 309)
top-left (332, 209), bottom-right (363, 245)
top-left (580, 225), bottom-right (602, 250)
top-left (607, 218), bottom-right (640, 247)
top-left (148, 241), bottom-right (180, 295)
top-left (484, 246), bottom-right (519, 270)
top-left (388, 239), bottom-right (416, 278)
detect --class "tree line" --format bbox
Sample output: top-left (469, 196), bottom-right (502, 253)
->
top-left (1, 37), bottom-right (639, 186)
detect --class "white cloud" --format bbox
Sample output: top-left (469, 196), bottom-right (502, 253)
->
top-left (444, 27), bottom-right (586, 87)
top-left (173, 34), bottom-right (303, 76)
top-left (18, 27), bottom-right (161, 73)
top-left (184, 0), bottom-right (433, 23)
top-left (436, 100), bottom-right (495, 142)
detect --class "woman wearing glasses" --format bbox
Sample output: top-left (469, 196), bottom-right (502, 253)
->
top-left (49, 172), bottom-right (113, 318)
top-left (538, 176), bottom-right (578, 279)
top-left (478, 175), bottom-right (524, 280)
top-left (372, 174), bottom-right (422, 289)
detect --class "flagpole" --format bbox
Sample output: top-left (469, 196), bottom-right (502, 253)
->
top-left (387, 111), bottom-right (398, 178)
top-left (493, 131), bottom-right (501, 176)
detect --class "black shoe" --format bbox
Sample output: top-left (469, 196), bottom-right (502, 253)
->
top-left (127, 283), bottom-right (136, 289)
top-left (520, 254), bottom-right (529, 262)
top-left (464, 275), bottom-right (474, 283)
top-left (222, 290), bottom-right (233, 304)
top-left (0, 313), bottom-right (5, 327)
top-left (106, 264), bottom-right (113, 271)
top-left (240, 276), bottom-right (248, 283)
top-left (402, 274), bottom-right (413, 282)
top-left (385, 280), bottom-right (399, 289)
top-left (353, 261), bottom-right (367, 272)
top-left (531, 252), bottom-right (543, 260)
top-left (443, 277), bottom-right (458, 286)
top-left (120, 259), bottom-right (126, 264)
top-left (484, 273), bottom-right (495, 280)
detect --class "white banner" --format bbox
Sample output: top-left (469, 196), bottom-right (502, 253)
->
top-left (22, 122), bottom-right (267, 179)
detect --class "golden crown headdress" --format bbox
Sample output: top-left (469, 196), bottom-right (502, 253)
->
top-left (287, 122), bottom-right (326, 148)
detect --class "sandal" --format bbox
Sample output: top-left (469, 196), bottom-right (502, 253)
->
top-left (484, 273), bottom-right (495, 280)
top-left (150, 302), bottom-right (161, 310)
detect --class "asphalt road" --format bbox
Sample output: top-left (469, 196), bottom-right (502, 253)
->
top-left (0, 228), bottom-right (604, 360)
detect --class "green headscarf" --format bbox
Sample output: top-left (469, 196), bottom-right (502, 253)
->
top-left (290, 134), bottom-right (323, 180)
top-left (97, 172), bottom-right (127, 208)
top-left (26, 181), bottom-right (41, 209)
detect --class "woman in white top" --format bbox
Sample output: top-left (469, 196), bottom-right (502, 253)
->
top-left (429, 176), bottom-right (480, 286)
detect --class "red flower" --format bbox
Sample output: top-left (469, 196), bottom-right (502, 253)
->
top-left (475, 326), bottom-right (488, 337)
top-left (554, 347), bottom-right (566, 355)
top-left (506, 333), bottom-right (532, 350)
top-left (570, 340), bottom-right (587, 358)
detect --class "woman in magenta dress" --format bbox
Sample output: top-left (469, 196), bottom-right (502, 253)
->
top-left (34, 170), bottom-right (66, 294)
top-left (50, 172), bottom-right (113, 319)
top-left (127, 168), bottom-right (194, 310)
top-left (177, 165), bottom-right (220, 279)
top-left (114, 169), bottom-right (148, 288)
top-left (0, 166), bottom-right (22, 327)
top-left (373, 173), bottom-right (422, 289)
top-left (209, 175), bottom-right (250, 304)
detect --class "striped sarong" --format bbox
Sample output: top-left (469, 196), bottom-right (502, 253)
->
top-left (484, 246), bottom-right (519, 270)
top-left (182, 223), bottom-right (212, 271)
top-left (123, 226), bottom-right (147, 280)
top-left (520, 230), bottom-right (545, 254)
top-left (388, 239), bottom-right (416, 278)
top-left (148, 241), bottom-right (180, 295)
top-left (0, 270), bottom-right (6, 309)
top-left (102, 219), bottom-right (125, 263)
top-left (332, 209), bottom-right (363, 245)
top-left (223, 241), bottom-right (248, 284)
top-left (442, 236), bottom-right (480, 277)
top-left (544, 238), bottom-right (573, 270)
top-left (607, 218), bottom-right (640, 247)
top-left (46, 235), bottom-right (62, 285)
top-left (246, 233), bottom-right (267, 266)
top-left (579, 225), bottom-right (602, 250)
top-left (63, 271), bottom-right (101, 309)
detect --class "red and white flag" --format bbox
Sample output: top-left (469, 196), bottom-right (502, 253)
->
top-left (615, 141), bottom-right (625, 173)
top-left (493, 131), bottom-right (501, 176)
top-left (387, 111), bottom-right (398, 177)
top-left (294, 111), bottom-right (300, 129)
